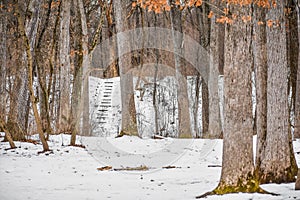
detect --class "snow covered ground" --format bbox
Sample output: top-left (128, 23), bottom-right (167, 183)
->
top-left (1, 133), bottom-right (300, 200)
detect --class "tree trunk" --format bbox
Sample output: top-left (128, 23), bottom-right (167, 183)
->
top-left (0, 5), bottom-right (7, 119)
top-left (16, 1), bottom-right (49, 151)
top-left (287, 0), bottom-right (299, 133)
top-left (58, 0), bottom-right (71, 133)
top-left (169, 4), bottom-right (192, 138)
top-left (293, 0), bottom-right (300, 139)
top-left (207, 14), bottom-right (222, 139)
top-left (201, 80), bottom-right (209, 136)
top-left (253, 5), bottom-right (268, 175)
top-left (0, 118), bottom-right (16, 149)
top-left (33, 0), bottom-right (54, 140)
top-left (194, 74), bottom-right (201, 138)
top-left (296, 168), bottom-right (300, 190)
top-left (70, 0), bottom-right (91, 144)
top-left (7, 71), bottom-right (26, 141)
top-left (258, 0), bottom-right (298, 184)
top-left (114, 0), bottom-right (138, 136)
top-left (212, 4), bottom-right (262, 194)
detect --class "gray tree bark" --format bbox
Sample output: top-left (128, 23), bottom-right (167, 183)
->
top-left (207, 13), bottom-right (223, 139)
top-left (0, 5), bottom-right (7, 118)
top-left (58, 0), bottom-right (71, 133)
top-left (211, 4), bottom-right (263, 194)
top-left (258, 0), bottom-right (298, 183)
top-left (293, 0), bottom-right (300, 139)
top-left (253, 5), bottom-right (268, 175)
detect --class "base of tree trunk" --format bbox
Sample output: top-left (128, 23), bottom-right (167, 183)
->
top-left (202, 132), bottom-right (223, 139)
top-left (178, 133), bottom-right (192, 139)
top-left (259, 165), bottom-right (297, 184)
top-left (295, 169), bottom-right (300, 190)
top-left (196, 179), bottom-right (278, 198)
top-left (6, 121), bottom-right (25, 141)
top-left (118, 130), bottom-right (139, 137)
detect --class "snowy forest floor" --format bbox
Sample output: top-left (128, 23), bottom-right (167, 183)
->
top-left (0, 133), bottom-right (300, 200)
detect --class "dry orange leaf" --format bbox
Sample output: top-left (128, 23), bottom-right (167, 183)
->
top-left (208, 11), bottom-right (214, 19)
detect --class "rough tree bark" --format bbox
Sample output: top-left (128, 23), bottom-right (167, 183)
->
top-left (200, 4), bottom-right (264, 195)
top-left (287, 0), bottom-right (299, 127)
top-left (253, 5), bottom-right (268, 177)
top-left (258, 0), bottom-right (298, 184)
top-left (293, 0), bottom-right (300, 139)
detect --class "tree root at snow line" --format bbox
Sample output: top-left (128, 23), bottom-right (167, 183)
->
top-left (196, 180), bottom-right (279, 198)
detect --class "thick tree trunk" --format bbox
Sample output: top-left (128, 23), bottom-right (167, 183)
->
top-left (258, 0), bottom-right (298, 183)
top-left (58, 0), bottom-right (71, 133)
top-left (294, 0), bottom-right (300, 139)
top-left (170, 5), bottom-right (192, 138)
top-left (114, 0), bottom-right (138, 136)
top-left (212, 4), bottom-right (262, 194)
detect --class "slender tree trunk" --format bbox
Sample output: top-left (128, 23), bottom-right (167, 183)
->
top-left (207, 14), bottom-right (222, 138)
top-left (201, 80), bottom-right (209, 136)
top-left (34, 0), bottom-right (54, 140)
top-left (16, 1), bottom-right (49, 151)
top-left (258, 0), bottom-right (298, 183)
top-left (58, 0), bottom-right (71, 133)
top-left (194, 74), bottom-right (201, 138)
top-left (70, 0), bottom-right (91, 144)
top-left (169, 4), bottom-right (192, 138)
top-left (287, 0), bottom-right (299, 129)
top-left (153, 16), bottom-right (159, 135)
top-left (0, 5), bottom-right (7, 119)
